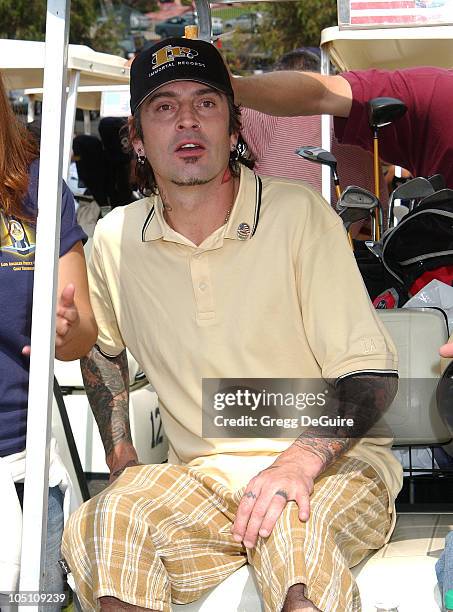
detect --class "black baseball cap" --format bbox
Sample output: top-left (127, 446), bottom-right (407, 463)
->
top-left (130, 37), bottom-right (234, 114)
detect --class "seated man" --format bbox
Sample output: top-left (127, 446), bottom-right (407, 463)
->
top-left (63, 37), bottom-right (401, 612)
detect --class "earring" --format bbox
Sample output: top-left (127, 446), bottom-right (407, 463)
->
top-left (137, 151), bottom-right (146, 166)
top-left (229, 146), bottom-right (239, 163)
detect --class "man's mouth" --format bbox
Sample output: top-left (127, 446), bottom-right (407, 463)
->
top-left (175, 142), bottom-right (205, 157)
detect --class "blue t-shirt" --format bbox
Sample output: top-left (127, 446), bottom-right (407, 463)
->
top-left (0, 159), bottom-right (87, 457)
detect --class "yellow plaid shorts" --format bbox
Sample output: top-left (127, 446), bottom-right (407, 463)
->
top-left (62, 456), bottom-right (391, 612)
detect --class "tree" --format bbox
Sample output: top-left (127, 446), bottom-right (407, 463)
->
top-left (257, 0), bottom-right (337, 59)
top-left (123, 0), bottom-right (158, 11)
top-left (90, 14), bottom-right (126, 56)
top-left (0, 0), bottom-right (97, 45)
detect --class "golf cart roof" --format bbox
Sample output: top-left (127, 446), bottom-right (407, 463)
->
top-left (0, 39), bottom-right (129, 90)
top-left (320, 25), bottom-right (453, 71)
top-left (24, 84), bottom-right (130, 112)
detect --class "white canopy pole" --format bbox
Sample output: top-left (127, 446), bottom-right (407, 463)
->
top-left (320, 46), bottom-right (332, 202)
top-left (19, 1), bottom-right (70, 608)
top-left (194, 0), bottom-right (213, 41)
top-left (27, 95), bottom-right (35, 123)
top-left (83, 110), bottom-right (91, 135)
top-left (63, 69), bottom-right (80, 180)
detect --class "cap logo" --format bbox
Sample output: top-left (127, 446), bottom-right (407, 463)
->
top-left (152, 45), bottom-right (199, 70)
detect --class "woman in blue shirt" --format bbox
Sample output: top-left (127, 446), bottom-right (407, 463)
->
top-left (0, 72), bottom-right (97, 603)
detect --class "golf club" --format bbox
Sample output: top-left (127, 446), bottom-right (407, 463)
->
top-left (388, 176), bottom-right (434, 228)
top-left (367, 97), bottom-right (407, 240)
top-left (336, 185), bottom-right (380, 248)
top-left (295, 146), bottom-right (342, 200)
top-left (427, 174), bottom-right (446, 192)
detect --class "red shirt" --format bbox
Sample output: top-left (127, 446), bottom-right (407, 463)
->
top-left (335, 67), bottom-right (453, 188)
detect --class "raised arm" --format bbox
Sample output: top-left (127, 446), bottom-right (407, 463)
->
top-left (232, 373), bottom-right (397, 548)
top-left (232, 71), bottom-right (353, 118)
top-left (81, 345), bottom-right (139, 482)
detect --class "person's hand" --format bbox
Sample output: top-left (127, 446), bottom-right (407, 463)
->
top-left (22, 283), bottom-right (80, 356)
top-left (231, 445), bottom-right (323, 548)
top-left (106, 441), bottom-right (141, 484)
top-left (440, 342), bottom-right (453, 358)
top-left (55, 283), bottom-right (80, 348)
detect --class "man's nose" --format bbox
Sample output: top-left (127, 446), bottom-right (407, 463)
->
top-left (176, 105), bottom-right (200, 130)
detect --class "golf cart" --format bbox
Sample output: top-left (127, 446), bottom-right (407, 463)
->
top-left (13, 1), bottom-right (453, 610)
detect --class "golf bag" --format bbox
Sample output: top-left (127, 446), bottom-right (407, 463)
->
top-left (357, 189), bottom-right (453, 308)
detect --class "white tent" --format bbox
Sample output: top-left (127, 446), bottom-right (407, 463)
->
top-left (0, 39), bottom-right (129, 90)
top-left (321, 24), bottom-right (453, 71)
top-left (0, 38), bottom-right (130, 176)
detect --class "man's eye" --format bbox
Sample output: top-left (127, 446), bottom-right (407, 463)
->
top-left (157, 103), bottom-right (173, 111)
top-left (200, 100), bottom-right (215, 108)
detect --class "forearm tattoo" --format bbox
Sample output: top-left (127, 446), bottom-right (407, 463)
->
top-left (80, 346), bottom-right (131, 456)
top-left (294, 374), bottom-right (398, 470)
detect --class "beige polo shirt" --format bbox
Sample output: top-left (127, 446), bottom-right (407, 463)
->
top-left (88, 166), bottom-right (401, 505)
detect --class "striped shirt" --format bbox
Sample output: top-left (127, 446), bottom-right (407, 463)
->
top-left (240, 108), bottom-right (388, 206)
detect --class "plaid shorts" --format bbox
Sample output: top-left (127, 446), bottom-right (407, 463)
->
top-left (62, 456), bottom-right (391, 612)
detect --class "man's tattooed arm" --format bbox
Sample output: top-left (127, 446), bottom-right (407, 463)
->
top-left (292, 373), bottom-right (398, 472)
top-left (81, 345), bottom-right (139, 479)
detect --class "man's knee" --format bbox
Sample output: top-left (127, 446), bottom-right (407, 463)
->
top-left (100, 596), bottom-right (154, 611)
top-left (282, 584), bottom-right (321, 612)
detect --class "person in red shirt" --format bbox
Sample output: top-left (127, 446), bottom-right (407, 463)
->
top-left (231, 66), bottom-right (453, 189)
top-left (240, 50), bottom-right (387, 209)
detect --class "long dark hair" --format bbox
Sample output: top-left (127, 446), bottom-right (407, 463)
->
top-left (129, 96), bottom-right (254, 195)
top-left (0, 73), bottom-right (38, 220)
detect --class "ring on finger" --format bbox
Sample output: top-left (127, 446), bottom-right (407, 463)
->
top-left (274, 489), bottom-right (289, 501)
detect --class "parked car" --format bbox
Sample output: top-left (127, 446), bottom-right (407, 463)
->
top-left (155, 12), bottom-right (223, 38)
top-left (129, 10), bottom-right (152, 31)
top-left (224, 12), bottom-right (263, 33)
top-left (155, 14), bottom-right (197, 38)
top-left (96, 9), bottom-right (151, 32)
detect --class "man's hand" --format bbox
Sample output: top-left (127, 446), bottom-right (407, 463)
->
top-left (106, 441), bottom-right (140, 484)
top-left (231, 445), bottom-right (323, 549)
top-left (21, 283), bottom-right (80, 356)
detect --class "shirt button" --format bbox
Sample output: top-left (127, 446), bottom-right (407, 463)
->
top-left (199, 282), bottom-right (207, 291)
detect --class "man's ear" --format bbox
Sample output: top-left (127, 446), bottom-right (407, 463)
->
top-left (230, 131), bottom-right (239, 151)
top-left (128, 115), bottom-right (144, 156)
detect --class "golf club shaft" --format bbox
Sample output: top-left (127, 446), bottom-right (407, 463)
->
top-left (347, 230), bottom-right (354, 250)
top-left (372, 134), bottom-right (381, 241)
top-left (332, 169), bottom-right (342, 201)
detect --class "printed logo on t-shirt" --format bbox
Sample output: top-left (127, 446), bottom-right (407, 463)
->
top-left (0, 211), bottom-right (35, 270)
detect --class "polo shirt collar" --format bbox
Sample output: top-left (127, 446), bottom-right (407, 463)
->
top-left (141, 195), bottom-right (195, 245)
top-left (141, 166), bottom-right (262, 243)
top-left (224, 166), bottom-right (262, 240)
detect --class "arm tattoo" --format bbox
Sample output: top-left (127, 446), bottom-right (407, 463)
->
top-left (80, 346), bottom-right (131, 457)
top-left (294, 374), bottom-right (398, 470)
